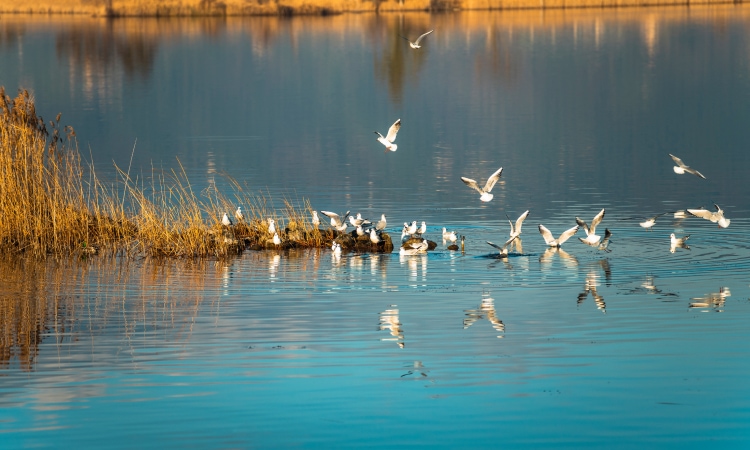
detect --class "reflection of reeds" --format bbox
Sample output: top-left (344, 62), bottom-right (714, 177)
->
top-left (0, 87), bottom-right (334, 258)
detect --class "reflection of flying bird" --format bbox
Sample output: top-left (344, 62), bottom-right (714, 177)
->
top-left (687, 203), bottom-right (730, 228)
top-left (374, 118), bottom-right (401, 152)
top-left (538, 224), bottom-right (579, 247)
top-left (578, 271), bottom-right (606, 313)
top-left (461, 166), bottom-right (503, 202)
top-left (400, 29), bottom-right (434, 49)
top-left (669, 153), bottom-right (706, 179)
top-left (463, 293), bottom-right (505, 338)
top-left (539, 247), bottom-right (579, 268)
top-left (507, 210), bottom-right (530, 239)
top-left (576, 208), bottom-right (606, 245)
top-left (486, 236), bottom-right (516, 257)
top-left (689, 287), bottom-right (730, 310)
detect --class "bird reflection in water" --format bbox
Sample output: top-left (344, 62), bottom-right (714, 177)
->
top-left (689, 287), bottom-right (731, 312)
top-left (379, 305), bottom-right (404, 348)
top-left (268, 253), bottom-right (281, 281)
top-left (578, 260), bottom-right (611, 313)
top-left (400, 253), bottom-right (427, 284)
top-left (539, 247), bottom-right (579, 271)
top-left (463, 292), bottom-right (505, 338)
top-left (401, 361), bottom-right (430, 379)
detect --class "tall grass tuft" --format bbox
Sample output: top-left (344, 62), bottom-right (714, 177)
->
top-left (0, 87), bottom-right (337, 259)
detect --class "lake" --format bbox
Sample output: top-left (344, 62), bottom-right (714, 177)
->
top-left (1, 6), bottom-right (750, 448)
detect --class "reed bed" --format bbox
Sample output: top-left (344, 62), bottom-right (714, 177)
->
top-left (0, 86), bottom-right (361, 259)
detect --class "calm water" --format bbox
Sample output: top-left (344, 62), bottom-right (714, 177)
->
top-left (2, 6), bottom-right (750, 448)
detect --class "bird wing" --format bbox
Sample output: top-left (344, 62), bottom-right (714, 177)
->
top-left (515, 210), bottom-right (530, 234)
top-left (461, 177), bottom-right (482, 193)
top-left (589, 208), bottom-right (606, 234)
top-left (557, 225), bottom-right (580, 245)
top-left (374, 131), bottom-right (385, 140)
top-left (687, 208), bottom-right (714, 220)
top-left (385, 119), bottom-right (401, 142)
top-left (320, 210), bottom-right (343, 226)
top-left (414, 29), bottom-right (434, 45)
top-left (482, 167), bottom-right (503, 193)
top-left (685, 167), bottom-right (706, 179)
top-left (575, 217), bottom-right (590, 235)
top-left (538, 224), bottom-right (556, 245)
top-left (669, 153), bottom-right (687, 168)
top-left (399, 35), bottom-right (412, 43)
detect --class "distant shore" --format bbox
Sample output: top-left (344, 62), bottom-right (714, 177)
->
top-left (0, 0), bottom-right (742, 17)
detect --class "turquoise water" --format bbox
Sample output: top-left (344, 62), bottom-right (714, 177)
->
top-left (2, 7), bottom-right (750, 448)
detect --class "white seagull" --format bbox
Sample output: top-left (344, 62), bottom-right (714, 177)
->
top-left (576, 208), bottom-right (606, 245)
top-left (370, 228), bottom-right (381, 245)
top-left (406, 221), bottom-right (418, 235)
top-left (687, 203), bottom-right (730, 228)
top-left (349, 213), bottom-right (370, 227)
top-left (311, 211), bottom-right (320, 228)
top-left (670, 233), bottom-right (690, 253)
top-left (374, 119), bottom-right (401, 152)
top-left (222, 213), bottom-right (233, 227)
top-left (538, 224), bottom-right (580, 248)
top-left (400, 239), bottom-right (429, 256)
top-left (507, 210), bottom-right (530, 239)
top-left (267, 218), bottom-right (276, 235)
top-left (442, 227), bottom-right (457, 243)
top-left (486, 236), bottom-right (517, 257)
top-left (235, 207), bottom-right (244, 222)
top-left (376, 214), bottom-right (387, 231)
top-left (400, 29), bottom-right (434, 49)
top-left (461, 167), bottom-right (503, 202)
top-left (669, 153), bottom-right (706, 179)
top-left (272, 232), bottom-right (281, 246)
top-left (321, 210), bottom-right (350, 232)
top-left (417, 221), bottom-right (427, 235)
top-left (621, 212), bottom-right (668, 231)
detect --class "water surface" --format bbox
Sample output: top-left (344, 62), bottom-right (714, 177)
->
top-left (1, 6), bottom-right (750, 448)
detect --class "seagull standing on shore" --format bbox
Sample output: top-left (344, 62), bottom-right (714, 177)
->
top-left (272, 233), bottom-right (281, 246)
top-left (376, 214), bottom-right (387, 231)
top-left (370, 229), bottom-right (381, 245)
top-left (311, 211), bottom-right (320, 228)
top-left (400, 29), bottom-right (434, 49)
top-left (669, 154), bottom-right (706, 179)
top-left (222, 213), bottom-right (233, 227)
top-left (268, 219), bottom-right (276, 235)
top-left (375, 119), bottom-right (401, 152)
top-left (461, 167), bottom-right (503, 202)
top-left (235, 207), bottom-right (244, 222)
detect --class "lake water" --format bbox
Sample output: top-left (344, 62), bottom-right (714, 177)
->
top-left (2, 6), bottom-right (750, 448)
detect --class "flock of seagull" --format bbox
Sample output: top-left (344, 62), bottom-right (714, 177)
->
top-left (220, 29), bottom-right (730, 259)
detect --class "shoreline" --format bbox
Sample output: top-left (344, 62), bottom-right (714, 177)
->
top-left (0, 0), bottom-right (743, 17)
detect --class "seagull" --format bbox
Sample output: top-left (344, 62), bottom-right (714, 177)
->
top-left (461, 167), bottom-right (503, 202)
top-left (687, 203), bottom-right (730, 228)
top-left (235, 207), bottom-right (244, 222)
top-left (596, 229), bottom-right (613, 252)
top-left (267, 218), bottom-right (276, 235)
top-left (376, 214), bottom-right (387, 231)
top-left (222, 213), bottom-right (233, 227)
top-left (311, 211), bottom-right (320, 227)
top-left (406, 221), bottom-right (418, 235)
top-left (374, 119), bottom-right (401, 152)
top-left (321, 210), bottom-right (350, 232)
top-left (356, 225), bottom-right (367, 237)
top-left (620, 212), bottom-right (668, 231)
top-left (669, 153), bottom-right (706, 179)
top-left (442, 227), bottom-right (457, 243)
top-left (576, 208), bottom-right (606, 245)
top-left (507, 210), bottom-right (530, 239)
top-left (486, 236), bottom-right (517, 257)
top-left (417, 221), bottom-right (427, 235)
top-left (538, 224), bottom-right (579, 248)
top-left (670, 233), bottom-right (690, 253)
top-left (272, 232), bottom-right (281, 246)
top-left (400, 29), bottom-right (434, 49)
top-left (370, 228), bottom-right (381, 244)
top-left (399, 239), bottom-right (429, 256)
top-left (349, 213), bottom-right (370, 227)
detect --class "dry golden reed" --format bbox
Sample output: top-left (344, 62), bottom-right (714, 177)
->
top-left (0, 86), bottom-right (343, 259)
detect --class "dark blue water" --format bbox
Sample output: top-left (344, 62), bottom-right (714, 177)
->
top-left (2, 7), bottom-right (750, 448)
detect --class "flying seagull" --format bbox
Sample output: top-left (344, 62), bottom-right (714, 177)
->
top-left (576, 208), bottom-right (606, 245)
top-left (486, 236), bottom-right (517, 257)
top-left (669, 153), bottom-right (706, 179)
top-left (400, 29), bottom-right (434, 49)
top-left (538, 224), bottom-right (580, 248)
top-left (375, 119), bottom-right (401, 152)
top-left (461, 167), bottom-right (503, 202)
top-left (687, 203), bottom-right (730, 228)
top-left (507, 210), bottom-right (530, 239)
top-left (320, 210), bottom-right (351, 232)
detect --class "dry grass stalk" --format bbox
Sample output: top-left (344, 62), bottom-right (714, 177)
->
top-left (0, 86), bottom-right (343, 259)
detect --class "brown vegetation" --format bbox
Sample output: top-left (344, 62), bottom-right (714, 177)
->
top-left (0, 87), bottom-right (389, 259)
top-left (0, 0), bottom-right (738, 16)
